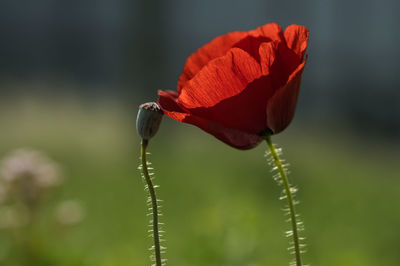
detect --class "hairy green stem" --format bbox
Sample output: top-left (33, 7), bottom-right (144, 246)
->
top-left (265, 136), bottom-right (302, 266)
top-left (141, 139), bottom-right (162, 266)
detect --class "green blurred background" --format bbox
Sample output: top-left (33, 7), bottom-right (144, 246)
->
top-left (0, 0), bottom-right (400, 265)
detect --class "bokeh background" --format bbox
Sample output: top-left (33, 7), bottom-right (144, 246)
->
top-left (0, 0), bottom-right (399, 265)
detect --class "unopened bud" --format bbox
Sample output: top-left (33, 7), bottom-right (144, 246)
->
top-left (136, 102), bottom-right (163, 140)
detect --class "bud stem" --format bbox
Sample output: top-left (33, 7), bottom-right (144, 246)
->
top-left (141, 140), bottom-right (162, 266)
top-left (265, 136), bottom-right (302, 266)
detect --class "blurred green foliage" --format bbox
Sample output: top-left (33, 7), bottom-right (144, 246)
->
top-left (0, 97), bottom-right (399, 266)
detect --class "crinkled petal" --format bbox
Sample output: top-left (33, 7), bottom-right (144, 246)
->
top-left (158, 90), bottom-right (189, 121)
top-left (233, 36), bottom-right (273, 63)
top-left (177, 23), bottom-right (286, 91)
top-left (233, 23), bottom-right (284, 63)
top-left (187, 42), bottom-right (279, 135)
top-left (249, 23), bottom-right (285, 42)
top-left (284, 25), bottom-right (309, 60)
top-left (178, 47), bottom-right (262, 109)
top-left (158, 90), bottom-right (263, 149)
top-left (256, 41), bottom-right (300, 98)
top-left (188, 75), bottom-right (275, 135)
top-left (178, 31), bottom-right (248, 91)
top-left (182, 114), bottom-right (263, 150)
top-left (259, 41), bottom-right (279, 75)
top-left (266, 60), bottom-right (306, 134)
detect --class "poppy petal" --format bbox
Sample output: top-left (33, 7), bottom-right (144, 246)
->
top-left (158, 90), bottom-right (263, 149)
top-left (259, 41), bottom-right (279, 75)
top-left (185, 42), bottom-right (279, 135)
top-left (233, 36), bottom-right (273, 63)
top-left (259, 41), bottom-right (299, 95)
top-left (232, 23), bottom-right (284, 63)
top-left (178, 47), bottom-right (262, 109)
top-left (250, 23), bottom-right (285, 42)
top-left (158, 90), bottom-right (189, 121)
top-left (187, 74), bottom-right (274, 135)
top-left (284, 25), bottom-right (309, 60)
top-left (177, 31), bottom-right (248, 92)
top-left (182, 113), bottom-right (263, 150)
top-left (266, 60), bottom-right (306, 134)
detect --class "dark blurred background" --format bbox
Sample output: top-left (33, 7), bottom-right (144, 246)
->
top-left (0, 1), bottom-right (399, 265)
top-left (1, 0), bottom-right (399, 137)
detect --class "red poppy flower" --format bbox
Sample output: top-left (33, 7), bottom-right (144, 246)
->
top-left (158, 23), bottom-right (309, 149)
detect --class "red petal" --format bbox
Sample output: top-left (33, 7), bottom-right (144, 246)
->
top-left (233, 36), bottom-right (273, 63)
top-left (177, 31), bottom-right (247, 92)
top-left (178, 47), bottom-right (262, 109)
top-left (158, 90), bottom-right (189, 121)
top-left (187, 75), bottom-right (275, 135)
top-left (249, 23), bottom-right (285, 42)
top-left (232, 23), bottom-right (284, 63)
top-left (182, 114), bottom-right (263, 149)
top-left (259, 41), bottom-right (279, 75)
top-left (259, 41), bottom-right (299, 96)
top-left (185, 42), bottom-right (279, 135)
top-left (284, 25), bottom-right (309, 60)
top-left (158, 90), bottom-right (263, 149)
top-left (177, 23), bottom-right (286, 92)
top-left (266, 60), bottom-right (306, 134)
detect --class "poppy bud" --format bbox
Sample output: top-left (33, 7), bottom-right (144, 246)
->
top-left (136, 102), bottom-right (163, 140)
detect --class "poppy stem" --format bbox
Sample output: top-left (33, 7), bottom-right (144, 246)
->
top-left (140, 139), bottom-right (163, 266)
top-left (265, 136), bottom-right (303, 266)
